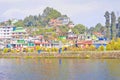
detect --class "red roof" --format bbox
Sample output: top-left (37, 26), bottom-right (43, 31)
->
top-left (34, 40), bottom-right (41, 45)
top-left (93, 32), bottom-right (103, 36)
top-left (39, 35), bottom-right (43, 39)
top-left (34, 40), bottom-right (50, 45)
top-left (77, 40), bottom-right (93, 45)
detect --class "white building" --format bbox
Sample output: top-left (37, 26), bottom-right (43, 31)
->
top-left (0, 26), bottom-right (13, 39)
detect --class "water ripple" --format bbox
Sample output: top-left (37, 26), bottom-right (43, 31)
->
top-left (0, 72), bottom-right (9, 80)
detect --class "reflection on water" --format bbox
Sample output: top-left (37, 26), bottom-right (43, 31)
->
top-left (0, 59), bottom-right (120, 80)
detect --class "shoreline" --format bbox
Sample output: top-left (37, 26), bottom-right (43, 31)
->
top-left (0, 51), bottom-right (120, 59)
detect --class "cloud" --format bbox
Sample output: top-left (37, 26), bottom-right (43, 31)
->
top-left (1, 6), bottom-right (47, 20)
top-left (0, 0), bottom-right (120, 26)
top-left (0, 0), bottom-right (104, 26)
top-left (2, 9), bottom-right (25, 19)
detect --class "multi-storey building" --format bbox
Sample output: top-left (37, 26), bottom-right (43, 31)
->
top-left (12, 27), bottom-right (28, 39)
top-left (0, 26), bottom-right (13, 39)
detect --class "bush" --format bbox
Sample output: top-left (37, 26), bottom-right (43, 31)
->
top-left (11, 49), bottom-right (16, 53)
top-left (3, 48), bottom-right (9, 53)
top-left (114, 42), bottom-right (119, 50)
top-left (28, 48), bottom-right (34, 52)
top-left (30, 48), bottom-right (34, 52)
top-left (98, 45), bottom-right (104, 51)
top-left (36, 46), bottom-right (40, 51)
top-left (89, 45), bottom-right (96, 51)
top-left (44, 48), bottom-right (51, 52)
top-left (106, 44), bottom-right (112, 51)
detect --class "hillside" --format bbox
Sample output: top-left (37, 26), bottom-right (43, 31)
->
top-left (14, 7), bottom-right (69, 27)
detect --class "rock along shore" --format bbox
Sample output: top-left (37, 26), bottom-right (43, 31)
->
top-left (0, 51), bottom-right (120, 59)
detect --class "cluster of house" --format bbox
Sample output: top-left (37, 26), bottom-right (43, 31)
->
top-left (48, 16), bottom-right (108, 48)
top-left (0, 25), bottom-right (108, 50)
top-left (48, 16), bottom-right (74, 28)
top-left (0, 25), bottom-right (64, 49)
top-left (59, 29), bottom-right (108, 48)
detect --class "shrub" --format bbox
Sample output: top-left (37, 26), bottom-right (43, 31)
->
top-left (11, 49), bottom-right (16, 53)
top-left (98, 45), bottom-right (104, 51)
top-left (46, 48), bottom-right (51, 52)
top-left (106, 44), bottom-right (112, 51)
top-left (3, 48), bottom-right (9, 53)
top-left (114, 42), bottom-right (119, 50)
top-left (36, 46), bottom-right (40, 51)
top-left (26, 48), bottom-right (29, 52)
top-left (29, 48), bottom-right (34, 52)
top-left (89, 45), bottom-right (96, 51)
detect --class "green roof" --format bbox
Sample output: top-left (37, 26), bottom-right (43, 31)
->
top-left (13, 27), bottom-right (26, 33)
top-left (13, 30), bottom-right (25, 33)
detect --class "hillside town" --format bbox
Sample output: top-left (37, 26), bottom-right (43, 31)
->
top-left (0, 19), bottom-right (107, 52)
top-left (1, 1), bottom-right (120, 80)
top-left (0, 8), bottom-right (120, 53)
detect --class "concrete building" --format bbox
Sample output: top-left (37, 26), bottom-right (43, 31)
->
top-left (0, 26), bottom-right (13, 39)
top-left (12, 27), bottom-right (27, 39)
top-left (67, 29), bottom-right (78, 40)
top-left (49, 17), bottom-right (70, 27)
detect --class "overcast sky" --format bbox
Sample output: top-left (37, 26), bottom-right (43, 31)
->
top-left (0, 0), bottom-right (120, 27)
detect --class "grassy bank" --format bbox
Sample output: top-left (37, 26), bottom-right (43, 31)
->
top-left (0, 51), bottom-right (120, 59)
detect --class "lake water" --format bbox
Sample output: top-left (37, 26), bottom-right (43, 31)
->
top-left (0, 58), bottom-right (120, 80)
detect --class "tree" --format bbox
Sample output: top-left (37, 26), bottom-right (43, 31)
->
top-left (59, 25), bottom-right (69, 34)
top-left (111, 11), bottom-right (116, 39)
top-left (41, 7), bottom-right (61, 27)
top-left (100, 26), bottom-right (106, 34)
top-left (42, 7), bottom-right (61, 20)
top-left (104, 11), bottom-right (110, 40)
top-left (72, 24), bottom-right (86, 34)
top-left (14, 20), bottom-right (24, 27)
top-left (94, 23), bottom-right (104, 33)
top-left (14, 7), bottom-right (63, 27)
top-left (88, 23), bottom-right (105, 35)
top-left (88, 27), bottom-right (95, 34)
top-left (117, 17), bottom-right (120, 37)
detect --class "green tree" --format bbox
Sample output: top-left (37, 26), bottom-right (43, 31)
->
top-left (14, 20), bottom-right (24, 27)
top-left (42, 7), bottom-right (61, 20)
top-left (94, 23), bottom-right (103, 32)
top-left (104, 11), bottom-right (110, 40)
top-left (72, 24), bottom-right (86, 34)
top-left (111, 11), bottom-right (117, 39)
top-left (59, 25), bottom-right (69, 33)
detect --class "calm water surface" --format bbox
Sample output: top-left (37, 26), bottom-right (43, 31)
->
top-left (0, 58), bottom-right (120, 80)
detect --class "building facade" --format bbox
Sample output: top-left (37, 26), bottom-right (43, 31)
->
top-left (12, 27), bottom-right (27, 39)
top-left (0, 26), bottom-right (13, 39)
